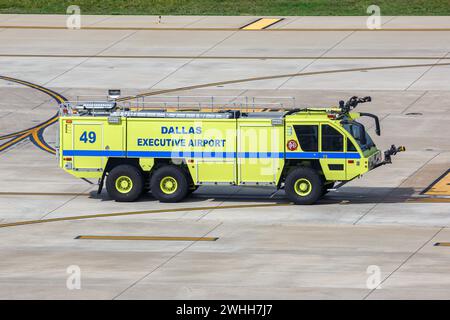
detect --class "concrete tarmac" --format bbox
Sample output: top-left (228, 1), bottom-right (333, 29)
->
top-left (0, 15), bottom-right (449, 300)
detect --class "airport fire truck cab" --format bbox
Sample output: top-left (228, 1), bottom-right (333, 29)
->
top-left (57, 96), bottom-right (404, 204)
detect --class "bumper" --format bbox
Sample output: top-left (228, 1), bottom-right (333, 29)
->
top-left (368, 150), bottom-right (383, 170)
top-left (372, 145), bottom-right (406, 169)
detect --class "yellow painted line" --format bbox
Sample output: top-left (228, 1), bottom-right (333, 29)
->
top-left (0, 191), bottom-right (90, 196)
top-left (434, 242), bottom-right (450, 247)
top-left (0, 76), bottom-right (65, 154)
top-left (75, 235), bottom-right (218, 241)
top-left (242, 18), bottom-right (284, 30)
top-left (0, 129), bottom-right (32, 140)
top-left (423, 170), bottom-right (450, 196)
top-left (117, 62), bottom-right (450, 102)
top-left (31, 130), bottom-right (54, 154)
top-left (0, 131), bottom-right (30, 151)
top-left (0, 203), bottom-right (291, 229)
top-left (0, 197), bottom-right (447, 229)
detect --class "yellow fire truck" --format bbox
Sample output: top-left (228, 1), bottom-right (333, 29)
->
top-left (57, 96), bottom-right (404, 204)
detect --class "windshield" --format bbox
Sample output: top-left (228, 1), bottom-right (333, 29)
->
top-left (343, 121), bottom-right (375, 151)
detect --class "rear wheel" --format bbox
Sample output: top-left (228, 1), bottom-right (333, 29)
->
top-left (150, 165), bottom-right (189, 203)
top-left (106, 165), bottom-right (144, 202)
top-left (285, 167), bottom-right (323, 205)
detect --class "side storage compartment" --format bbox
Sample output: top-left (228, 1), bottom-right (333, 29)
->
top-left (126, 117), bottom-right (237, 185)
top-left (237, 118), bottom-right (284, 185)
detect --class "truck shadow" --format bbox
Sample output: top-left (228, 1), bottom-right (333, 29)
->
top-left (91, 186), bottom-right (420, 205)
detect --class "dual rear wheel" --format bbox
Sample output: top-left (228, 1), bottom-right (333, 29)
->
top-left (106, 164), bottom-right (189, 203)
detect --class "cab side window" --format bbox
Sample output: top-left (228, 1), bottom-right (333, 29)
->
top-left (347, 138), bottom-right (358, 152)
top-left (322, 125), bottom-right (343, 152)
top-left (294, 125), bottom-right (318, 151)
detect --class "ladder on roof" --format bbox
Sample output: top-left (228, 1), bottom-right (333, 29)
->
top-left (66, 95), bottom-right (297, 113)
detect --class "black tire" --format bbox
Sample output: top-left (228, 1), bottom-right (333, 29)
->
top-left (285, 167), bottom-right (323, 205)
top-left (150, 165), bottom-right (189, 203)
top-left (106, 164), bottom-right (144, 202)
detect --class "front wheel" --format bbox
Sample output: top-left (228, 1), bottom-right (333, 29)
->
top-left (106, 164), bottom-right (144, 202)
top-left (285, 167), bottom-right (323, 205)
top-left (150, 165), bottom-right (189, 203)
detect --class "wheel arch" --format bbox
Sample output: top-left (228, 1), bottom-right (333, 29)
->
top-left (278, 159), bottom-right (324, 187)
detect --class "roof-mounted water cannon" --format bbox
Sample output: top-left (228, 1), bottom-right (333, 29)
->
top-left (337, 96), bottom-right (381, 136)
top-left (339, 96), bottom-right (372, 114)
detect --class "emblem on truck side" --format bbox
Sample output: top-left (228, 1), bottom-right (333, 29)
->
top-left (287, 140), bottom-right (298, 151)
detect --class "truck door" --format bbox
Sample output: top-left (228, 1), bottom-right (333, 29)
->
top-left (320, 124), bottom-right (346, 181)
top-left (72, 121), bottom-right (103, 171)
top-left (237, 119), bottom-right (284, 185)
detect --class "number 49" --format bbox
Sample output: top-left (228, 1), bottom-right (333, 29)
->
top-left (80, 131), bottom-right (96, 143)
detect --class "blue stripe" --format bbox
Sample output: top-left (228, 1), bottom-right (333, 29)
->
top-left (127, 151), bottom-right (236, 158)
top-left (286, 152), bottom-right (361, 159)
top-left (62, 150), bottom-right (361, 159)
top-left (62, 150), bottom-right (126, 157)
top-left (236, 152), bottom-right (284, 159)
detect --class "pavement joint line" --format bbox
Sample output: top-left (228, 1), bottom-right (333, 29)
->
top-left (148, 26), bottom-right (240, 90)
top-left (276, 29), bottom-right (356, 89)
top-left (400, 91), bottom-right (428, 114)
top-left (75, 235), bottom-right (218, 241)
top-left (405, 51), bottom-right (450, 91)
top-left (38, 185), bottom-right (95, 220)
top-left (381, 16), bottom-right (397, 27)
top-left (117, 62), bottom-right (450, 101)
top-left (112, 221), bottom-right (223, 300)
top-left (84, 16), bottom-right (114, 27)
top-left (31, 87), bottom-right (72, 111)
top-left (3, 26), bottom-right (450, 31)
top-left (43, 29), bottom-right (140, 87)
top-left (398, 152), bottom-right (445, 193)
top-left (2, 54), bottom-right (450, 60)
top-left (353, 151), bottom-right (442, 225)
top-left (352, 202), bottom-right (379, 226)
top-left (363, 226), bottom-right (445, 300)
top-left (0, 203), bottom-right (291, 229)
top-left (196, 185), bottom-right (243, 221)
top-left (277, 17), bottom-right (301, 29)
top-left (183, 16), bottom-right (208, 28)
